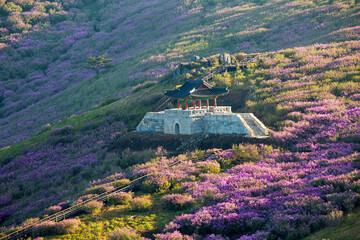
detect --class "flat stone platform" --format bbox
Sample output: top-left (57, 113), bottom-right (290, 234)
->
top-left (136, 106), bottom-right (268, 137)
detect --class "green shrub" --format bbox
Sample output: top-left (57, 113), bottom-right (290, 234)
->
top-left (194, 161), bottom-right (220, 175)
top-left (20, 0), bottom-right (34, 11)
top-left (119, 149), bottom-right (156, 168)
top-left (108, 192), bottom-right (132, 205)
top-left (325, 210), bottom-right (343, 227)
top-left (112, 179), bottom-right (131, 188)
top-left (130, 197), bottom-right (152, 212)
top-left (141, 175), bottom-right (171, 193)
top-left (192, 62), bottom-right (201, 69)
top-left (85, 184), bottom-right (114, 194)
top-left (22, 218), bottom-right (40, 227)
top-left (40, 123), bottom-right (52, 133)
top-left (6, 2), bottom-right (22, 12)
top-left (83, 201), bottom-right (104, 214)
top-left (218, 144), bottom-right (265, 169)
top-left (109, 227), bottom-right (144, 240)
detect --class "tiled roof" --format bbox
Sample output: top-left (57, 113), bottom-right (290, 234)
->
top-left (165, 79), bottom-right (227, 98)
top-left (191, 88), bottom-right (229, 98)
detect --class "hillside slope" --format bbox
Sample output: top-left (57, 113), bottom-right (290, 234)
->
top-left (1, 0), bottom-right (360, 147)
top-left (1, 41), bottom-right (359, 240)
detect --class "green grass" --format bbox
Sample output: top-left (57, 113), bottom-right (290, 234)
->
top-left (304, 208), bottom-right (360, 240)
top-left (0, 79), bottom-right (172, 162)
top-left (45, 194), bottom-right (192, 240)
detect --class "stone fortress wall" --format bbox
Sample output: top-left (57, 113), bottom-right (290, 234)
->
top-left (136, 107), bottom-right (268, 137)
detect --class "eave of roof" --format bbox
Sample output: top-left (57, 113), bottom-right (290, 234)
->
top-left (164, 77), bottom-right (231, 99)
top-left (190, 88), bottom-right (229, 98)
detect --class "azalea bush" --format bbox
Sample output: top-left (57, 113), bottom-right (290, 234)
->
top-left (32, 219), bottom-right (80, 237)
top-left (162, 194), bottom-right (195, 211)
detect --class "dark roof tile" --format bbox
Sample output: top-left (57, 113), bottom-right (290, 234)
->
top-left (165, 79), bottom-right (228, 98)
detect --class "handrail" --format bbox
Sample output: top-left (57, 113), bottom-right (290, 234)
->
top-left (0, 150), bottom-right (220, 240)
top-left (154, 96), bottom-right (170, 112)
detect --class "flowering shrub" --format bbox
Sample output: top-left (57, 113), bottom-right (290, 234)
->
top-left (155, 231), bottom-right (194, 240)
top-left (32, 219), bottom-right (80, 237)
top-left (45, 205), bottom-right (62, 215)
top-left (203, 234), bottom-right (226, 240)
top-left (56, 218), bottom-right (80, 234)
top-left (162, 194), bottom-right (194, 211)
top-left (130, 197), bottom-right (152, 212)
top-left (32, 221), bottom-right (58, 237)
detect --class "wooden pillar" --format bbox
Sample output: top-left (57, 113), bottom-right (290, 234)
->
top-left (198, 100), bottom-right (201, 108)
top-left (214, 98), bottom-right (217, 107)
top-left (193, 101), bottom-right (196, 109)
top-left (185, 102), bottom-right (188, 110)
top-left (206, 99), bottom-right (209, 108)
top-left (178, 100), bottom-right (181, 109)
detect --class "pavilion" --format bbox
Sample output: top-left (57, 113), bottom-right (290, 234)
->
top-left (136, 78), bottom-right (268, 137)
top-left (164, 79), bottom-right (229, 110)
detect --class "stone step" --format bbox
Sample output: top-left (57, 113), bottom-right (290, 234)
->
top-left (243, 118), bottom-right (267, 137)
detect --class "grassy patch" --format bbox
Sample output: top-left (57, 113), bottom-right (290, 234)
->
top-left (305, 207), bottom-right (360, 240)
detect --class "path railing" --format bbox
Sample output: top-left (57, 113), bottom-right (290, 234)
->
top-left (0, 150), bottom-right (219, 240)
top-left (151, 53), bottom-right (269, 112)
top-left (154, 96), bottom-right (171, 112)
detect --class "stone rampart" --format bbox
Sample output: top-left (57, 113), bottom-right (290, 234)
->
top-left (136, 107), bottom-right (268, 137)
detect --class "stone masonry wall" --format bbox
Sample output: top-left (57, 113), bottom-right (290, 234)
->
top-left (136, 108), bottom-right (268, 137)
top-left (136, 112), bottom-right (164, 133)
top-left (203, 113), bottom-right (251, 135)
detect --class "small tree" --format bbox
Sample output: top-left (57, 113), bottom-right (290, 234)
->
top-left (86, 53), bottom-right (113, 73)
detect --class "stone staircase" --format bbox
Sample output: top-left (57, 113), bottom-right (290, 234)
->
top-left (238, 113), bottom-right (269, 137)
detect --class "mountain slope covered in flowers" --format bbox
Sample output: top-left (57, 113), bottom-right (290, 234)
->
top-left (1, 0), bottom-right (360, 147)
top-left (1, 41), bottom-right (360, 239)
